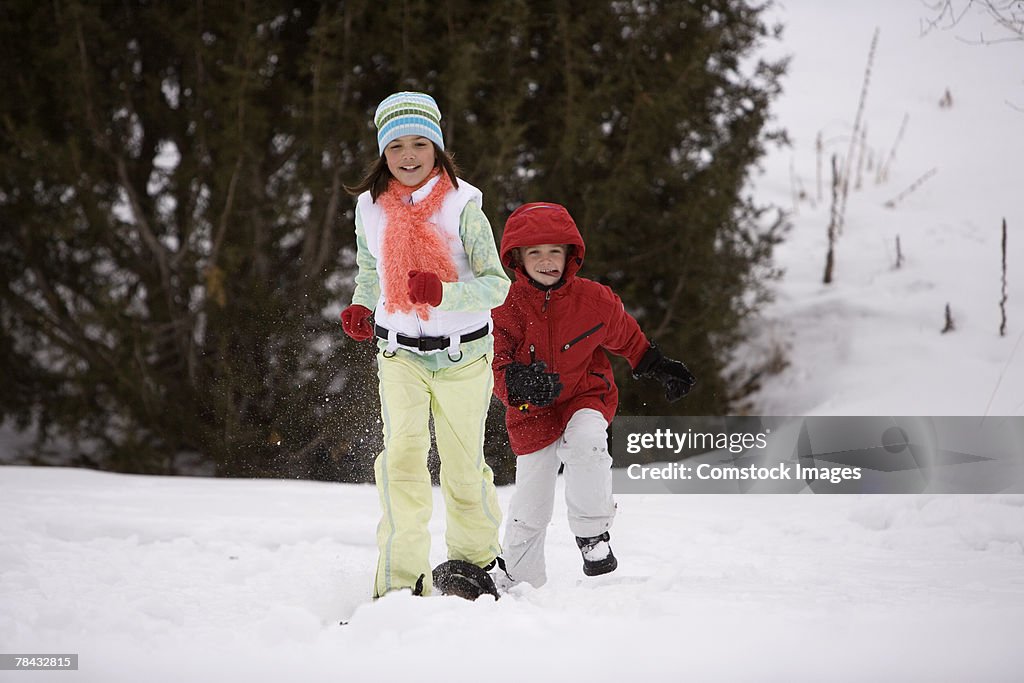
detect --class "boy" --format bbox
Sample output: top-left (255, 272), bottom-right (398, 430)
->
top-left (492, 202), bottom-right (696, 588)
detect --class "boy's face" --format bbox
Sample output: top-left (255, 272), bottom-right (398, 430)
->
top-left (383, 135), bottom-right (436, 187)
top-left (521, 244), bottom-right (567, 287)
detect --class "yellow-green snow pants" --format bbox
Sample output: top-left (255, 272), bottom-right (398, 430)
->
top-left (373, 351), bottom-right (502, 598)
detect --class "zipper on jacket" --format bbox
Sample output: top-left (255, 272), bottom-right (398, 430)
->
top-left (514, 344), bottom-right (538, 414)
top-left (542, 289), bottom-right (552, 313)
top-left (547, 297), bottom-right (556, 364)
top-left (561, 323), bottom-right (605, 351)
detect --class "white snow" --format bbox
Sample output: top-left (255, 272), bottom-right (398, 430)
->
top-left (745, 0), bottom-right (1024, 417)
top-left (1, 467), bottom-right (1022, 682)
top-left (3, 2), bottom-right (1024, 681)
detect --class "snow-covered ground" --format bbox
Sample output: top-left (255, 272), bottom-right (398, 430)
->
top-left (1, 467), bottom-right (1022, 682)
top-left (746, 0), bottom-right (1024, 416)
top-left (3, 2), bottom-right (1024, 682)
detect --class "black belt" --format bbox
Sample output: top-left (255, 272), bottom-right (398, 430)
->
top-left (375, 323), bottom-right (489, 351)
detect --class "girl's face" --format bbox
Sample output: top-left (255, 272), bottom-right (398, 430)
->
top-left (383, 135), bottom-right (437, 187)
top-left (521, 244), bottom-right (567, 287)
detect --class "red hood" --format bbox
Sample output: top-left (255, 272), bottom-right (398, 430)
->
top-left (500, 202), bottom-right (585, 284)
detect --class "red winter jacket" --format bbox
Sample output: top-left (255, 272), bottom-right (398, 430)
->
top-left (492, 203), bottom-right (652, 455)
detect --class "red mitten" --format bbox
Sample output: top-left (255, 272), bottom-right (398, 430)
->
top-left (340, 304), bottom-right (373, 341)
top-left (408, 270), bottom-right (444, 307)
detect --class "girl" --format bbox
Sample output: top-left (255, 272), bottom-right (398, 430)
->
top-left (341, 91), bottom-right (510, 598)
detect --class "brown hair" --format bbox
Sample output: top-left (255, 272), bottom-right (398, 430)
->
top-left (344, 142), bottom-right (460, 201)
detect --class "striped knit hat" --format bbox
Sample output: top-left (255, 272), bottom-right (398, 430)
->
top-left (374, 91), bottom-right (444, 155)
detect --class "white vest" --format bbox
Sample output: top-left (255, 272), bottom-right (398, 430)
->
top-left (356, 176), bottom-right (492, 355)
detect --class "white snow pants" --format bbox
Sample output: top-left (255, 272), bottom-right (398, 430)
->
top-left (501, 408), bottom-right (615, 588)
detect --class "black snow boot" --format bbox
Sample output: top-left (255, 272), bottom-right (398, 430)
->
top-left (432, 560), bottom-right (500, 600)
top-left (575, 531), bottom-right (618, 577)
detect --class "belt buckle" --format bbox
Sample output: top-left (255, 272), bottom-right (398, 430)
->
top-left (417, 336), bottom-right (434, 351)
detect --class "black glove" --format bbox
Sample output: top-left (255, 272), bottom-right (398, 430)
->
top-left (633, 343), bottom-right (697, 402)
top-left (505, 361), bottom-right (563, 408)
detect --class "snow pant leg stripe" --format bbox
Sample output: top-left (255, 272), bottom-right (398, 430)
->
top-left (475, 356), bottom-right (500, 537)
top-left (377, 357), bottom-right (396, 596)
top-left (373, 354), bottom-right (436, 597)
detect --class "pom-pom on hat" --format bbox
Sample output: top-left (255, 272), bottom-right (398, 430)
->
top-left (374, 91), bottom-right (444, 156)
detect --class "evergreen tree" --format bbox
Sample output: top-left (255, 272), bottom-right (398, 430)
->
top-left (454, 1), bottom-right (790, 417)
top-left (1, 0), bottom-right (787, 480)
top-left (0, 1), bottom-right (384, 477)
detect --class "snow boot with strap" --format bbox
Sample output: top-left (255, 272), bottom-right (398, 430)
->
top-left (575, 531), bottom-right (617, 577)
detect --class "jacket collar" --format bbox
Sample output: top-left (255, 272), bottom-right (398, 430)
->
top-left (513, 267), bottom-right (572, 297)
top-left (406, 173), bottom-right (442, 205)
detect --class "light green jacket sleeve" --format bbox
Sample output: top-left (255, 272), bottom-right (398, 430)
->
top-left (437, 202), bottom-right (511, 312)
top-left (351, 209), bottom-right (381, 310)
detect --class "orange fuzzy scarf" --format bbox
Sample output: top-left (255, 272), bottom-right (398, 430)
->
top-left (377, 173), bottom-right (458, 319)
